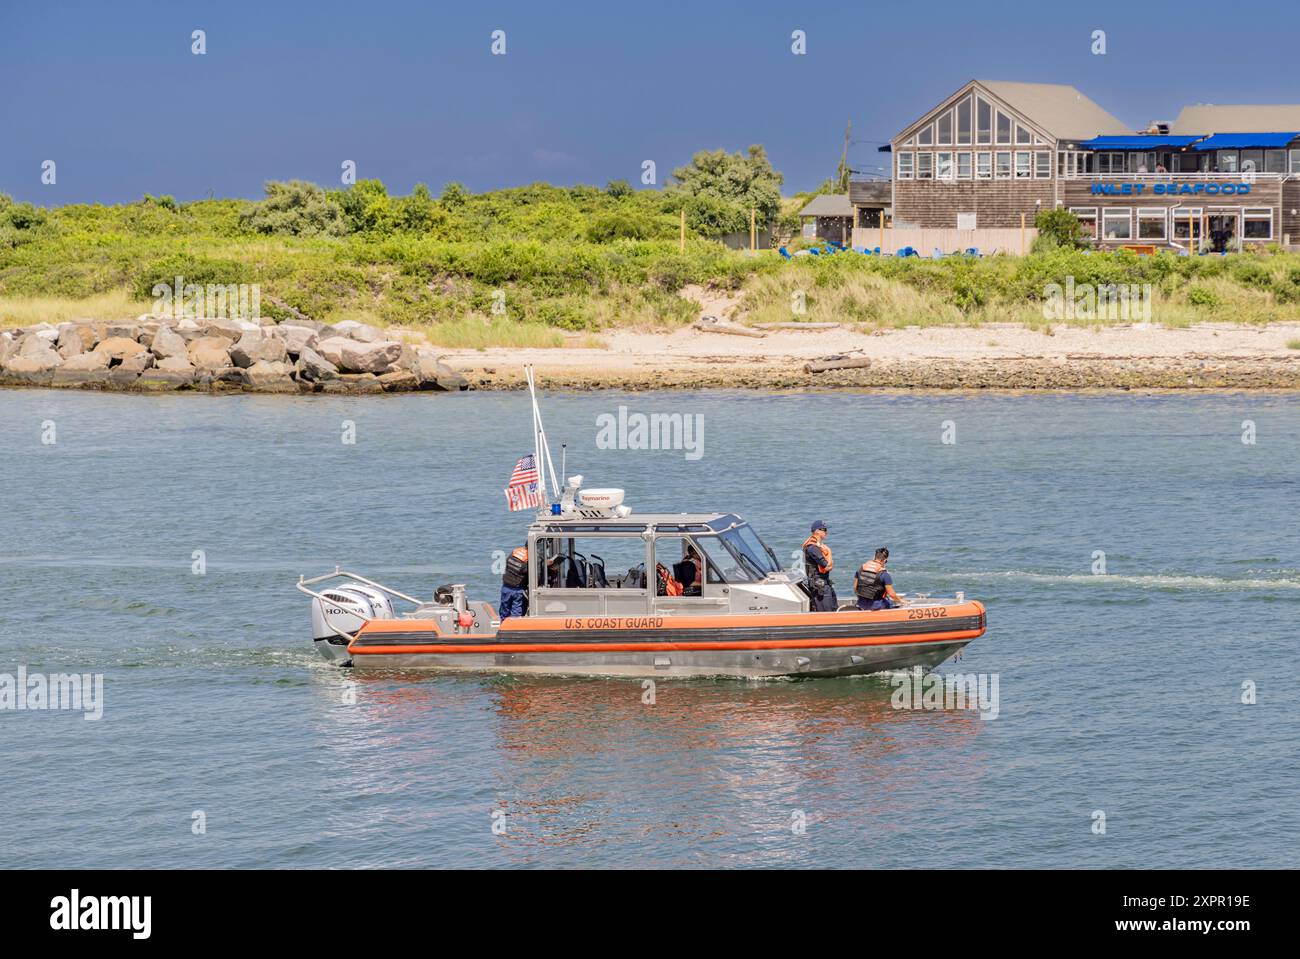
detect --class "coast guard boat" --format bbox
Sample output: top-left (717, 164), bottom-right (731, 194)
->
top-left (295, 369), bottom-right (986, 678)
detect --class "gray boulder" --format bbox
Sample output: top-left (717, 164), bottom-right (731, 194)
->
top-left (136, 367), bottom-right (196, 391)
top-left (294, 346), bottom-right (338, 382)
top-left (6, 341), bottom-right (63, 372)
top-left (57, 329), bottom-right (86, 359)
top-left (117, 352), bottom-right (155, 373)
top-left (269, 324), bottom-right (318, 356)
top-left (242, 359), bottom-right (297, 392)
top-left (187, 337), bottom-right (234, 369)
top-left (156, 355), bottom-right (195, 373)
top-left (415, 351), bottom-right (469, 391)
top-left (344, 340), bottom-right (402, 373)
top-left (201, 318), bottom-right (245, 342)
top-left (378, 370), bottom-right (420, 392)
top-left (52, 369), bottom-right (111, 388)
top-left (229, 331), bottom-right (288, 368)
top-left (62, 351), bottom-right (112, 372)
top-left (149, 326), bottom-right (188, 360)
top-left (94, 336), bottom-right (147, 360)
top-left (327, 373), bottom-right (385, 394)
top-left (332, 320), bottom-right (383, 343)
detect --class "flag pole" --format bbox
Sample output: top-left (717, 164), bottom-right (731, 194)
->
top-left (525, 365), bottom-right (560, 503)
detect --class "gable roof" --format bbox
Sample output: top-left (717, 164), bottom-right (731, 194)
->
top-left (1171, 103), bottom-right (1300, 135)
top-left (799, 194), bottom-right (854, 217)
top-left (975, 81), bottom-right (1131, 140)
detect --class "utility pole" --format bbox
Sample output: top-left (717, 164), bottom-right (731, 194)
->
top-left (837, 119), bottom-right (852, 193)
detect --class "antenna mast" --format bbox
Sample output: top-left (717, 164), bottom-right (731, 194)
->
top-left (524, 365), bottom-right (560, 503)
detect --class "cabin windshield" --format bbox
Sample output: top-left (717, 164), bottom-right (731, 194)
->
top-left (698, 517), bottom-right (781, 581)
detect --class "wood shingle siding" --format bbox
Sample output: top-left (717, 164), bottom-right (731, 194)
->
top-left (894, 179), bottom-right (1054, 229)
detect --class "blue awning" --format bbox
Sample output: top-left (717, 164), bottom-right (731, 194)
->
top-left (1076, 135), bottom-right (1202, 150)
top-left (1192, 132), bottom-right (1300, 150)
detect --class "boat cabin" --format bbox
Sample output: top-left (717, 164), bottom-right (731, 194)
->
top-left (523, 511), bottom-right (807, 617)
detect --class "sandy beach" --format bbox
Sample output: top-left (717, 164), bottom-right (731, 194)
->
top-left (440, 321), bottom-right (1300, 391)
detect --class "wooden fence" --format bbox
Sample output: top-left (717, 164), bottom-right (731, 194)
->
top-left (851, 227), bottom-right (1037, 256)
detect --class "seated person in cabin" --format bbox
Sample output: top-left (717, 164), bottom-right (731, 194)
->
top-left (655, 563), bottom-right (684, 597)
top-left (672, 546), bottom-right (704, 596)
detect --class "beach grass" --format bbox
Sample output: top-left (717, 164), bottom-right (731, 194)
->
top-left (0, 290), bottom-right (147, 329)
top-left (4, 190), bottom-right (1300, 340)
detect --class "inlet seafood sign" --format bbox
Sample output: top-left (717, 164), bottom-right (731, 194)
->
top-left (1090, 181), bottom-right (1253, 196)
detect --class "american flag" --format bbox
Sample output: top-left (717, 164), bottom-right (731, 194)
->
top-left (504, 454), bottom-right (544, 511)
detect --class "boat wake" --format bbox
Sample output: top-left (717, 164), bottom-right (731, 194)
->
top-left (916, 569), bottom-right (1300, 592)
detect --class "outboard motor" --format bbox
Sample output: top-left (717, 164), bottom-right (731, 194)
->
top-left (311, 585), bottom-right (394, 665)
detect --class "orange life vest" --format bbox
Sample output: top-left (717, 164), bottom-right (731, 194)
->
top-left (502, 546), bottom-right (529, 589)
top-left (656, 563), bottom-right (684, 596)
top-left (802, 535), bottom-right (832, 574)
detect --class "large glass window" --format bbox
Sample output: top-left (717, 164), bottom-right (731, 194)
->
top-left (1264, 150), bottom-right (1286, 174)
top-left (1015, 151), bottom-right (1031, 179)
top-left (995, 151), bottom-right (1012, 179)
top-left (917, 123), bottom-right (934, 146)
top-left (1172, 209), bottom-right (1202, 240)
top-left (1102, 208), bottom-right (1132, 240)
top-left (1217, 150), bottom-right (1239, 173)
top-left (1071, 207), bottom-right (1098, 239)
top-left (916, 153), bottom-right (933, 179)
top-left (996, 111), bottom-right (1012, 145)
top-left (1291, 150), bottom-right (1300, 174)
top-left (957, 96), bottom-right (972, 144)
top-left (976, 98), bottom-right (992, 144)
top-left (1034, 152), bottom-right (1051, 178)
top-left (1098, 152), bottom-right (1125, 174)
top-left (1243, 208), bottom-right (1273, 240)
top-left (936, 151), bottom-right (954, 179)
top-left (897, 152), bottom-right (914, 179)
top-left (1137, 208), bottom-right (1166, 240)
top-left (536, 535), bottom-right (648, 589)
top-left (975, 152), bottom-right (992, 178)
top-left (957, 151), bottom-right (972, 179)
top-left (936, 110), bottom-right (953, 145)
top-left (1015, 122), bottom-right (1032, 145)
top-left (1239, 150), bottom-right (1263, 175)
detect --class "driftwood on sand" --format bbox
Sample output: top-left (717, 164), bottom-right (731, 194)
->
top-left (692, 314), bottom-right (766, 338)
top-left (804, 354), bottom-right (872, 374)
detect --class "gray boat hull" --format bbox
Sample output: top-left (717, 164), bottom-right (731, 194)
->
top-left (345, 637), bottom-right (971, 678)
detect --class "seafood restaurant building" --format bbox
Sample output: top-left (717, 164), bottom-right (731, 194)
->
top-left (861, 80), bottom-right (1300, 252)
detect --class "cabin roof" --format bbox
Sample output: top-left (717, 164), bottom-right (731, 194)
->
top-left (530, 511), bottom-right (736, 529)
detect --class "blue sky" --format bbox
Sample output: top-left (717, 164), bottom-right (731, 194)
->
top-left (3, 0), bottom-right (1299, 204)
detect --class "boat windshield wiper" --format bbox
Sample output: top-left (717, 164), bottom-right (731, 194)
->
top-left (736, 551), bottom-right (767, 581)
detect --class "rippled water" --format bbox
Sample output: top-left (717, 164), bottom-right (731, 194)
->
top-left (2, 388), bottom-right (1297, 868)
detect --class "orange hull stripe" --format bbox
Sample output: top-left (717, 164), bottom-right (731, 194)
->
top-left (357, 600), bottom-right (986, 636)
top-left (349, 626), bottom-right (983, 656)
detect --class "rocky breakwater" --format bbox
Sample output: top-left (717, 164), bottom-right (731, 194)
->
top-left (0, 316), bottom-right (469, 395)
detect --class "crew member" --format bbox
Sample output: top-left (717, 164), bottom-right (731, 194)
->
top-left (802, 520), bottom-right (837, 612)
top-left (499, 545), bottom-right (531, 619)
top-left (676, 545), bottom-right (704, 596)
top-left (854, 547), bottom-right (907, 610)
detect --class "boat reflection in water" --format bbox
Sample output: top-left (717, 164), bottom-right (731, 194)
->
top-left (314, 670), bottom-right (990, 866)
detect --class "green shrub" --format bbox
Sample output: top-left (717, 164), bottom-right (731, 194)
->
top-left (1188, 285), bottom-right (1219, 307)
top-left (1033, 208), bottom-right (1088, 251)
top-left (240, 180), bottom-right (347, 237)
top-left (130, 254), bottom-right (252, 300)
